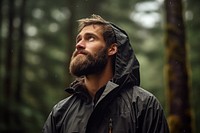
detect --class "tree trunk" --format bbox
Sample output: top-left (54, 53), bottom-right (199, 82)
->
top-left (14, 0), bottom-right (26, 132)
top-left (0, 0), bottom-right (3, 97)
top-left (0, 0), bottom-right (3, 47)
top-left (16, 0), bottom-right (26, 102)
top-left (65, 0), bottom-right (77, 86)
top-left (164, 0), bottom-right (193, 132)
top-left (3, 0), bottom-right (15, 130)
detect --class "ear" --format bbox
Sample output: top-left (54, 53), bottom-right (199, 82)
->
top-left (108, 43), bottom-right (117, 56)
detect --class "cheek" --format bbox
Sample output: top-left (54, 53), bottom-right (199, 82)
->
top-left (87, 45), bottom-right (106, 55)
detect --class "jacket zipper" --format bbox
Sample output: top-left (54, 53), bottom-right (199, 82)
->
top-left (109, 118), bottom-right (113, 133)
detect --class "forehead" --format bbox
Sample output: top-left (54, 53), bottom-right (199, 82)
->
top-left (78, 25), bottom-right (103, 36)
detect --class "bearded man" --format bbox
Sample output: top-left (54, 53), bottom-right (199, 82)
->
top-left (43, 14), bottom-right (169, 133)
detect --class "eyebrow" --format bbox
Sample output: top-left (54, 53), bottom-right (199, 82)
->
top-left (76, 32), bottom-right (99, 42)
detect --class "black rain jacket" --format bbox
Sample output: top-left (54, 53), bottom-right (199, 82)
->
top-left (42, 24), bottom-right (169, 133)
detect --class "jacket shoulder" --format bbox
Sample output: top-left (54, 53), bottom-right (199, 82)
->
top-left (132, 86), bottom-right (155, 101)
top-left (125, 86), bottom-right (164, 111)
top-left (42, 95), bottom-right (77, 133)
top-left (51, 95), bottom-right (76, 117)
top-left (123, 86), bottom-right (169, 132)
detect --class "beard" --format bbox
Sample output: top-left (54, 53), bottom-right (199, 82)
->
top-left (69, 47), bottom-right (108, 77)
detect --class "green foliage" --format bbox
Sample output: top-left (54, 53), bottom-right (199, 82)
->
top-left (186, 0), bottom-right (200, 132)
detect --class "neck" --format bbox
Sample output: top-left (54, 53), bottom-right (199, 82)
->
top-left (84, 61), bottom-right (113, 97)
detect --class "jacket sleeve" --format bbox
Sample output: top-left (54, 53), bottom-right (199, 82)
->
top-left (139, 95), bottom-right (169, 133)
top-left (42, 96), bottom-right (74, 133)
top-left (42, 109), bottom-right (57, 133)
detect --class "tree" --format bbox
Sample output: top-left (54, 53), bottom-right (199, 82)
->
top-left (16, 0), bottom-right (26, 103)
top-left (164, 0), bottom-right (194, 132)
top-left (0, 0), bottom-right (3, 50)
top-left (2, 0), bottom-right (15, 132)
top-left (65, 0), bottom-right (77, 86)
top-left (14, 0), bottom-right (27, 132)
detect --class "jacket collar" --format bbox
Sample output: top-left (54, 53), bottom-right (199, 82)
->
top-left (95, 81), bottom-right (119, 106)
top-left (65, 80), bottom-right (119, 105)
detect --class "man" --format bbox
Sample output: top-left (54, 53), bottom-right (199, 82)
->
top-left (43, 14), bottom-right (169, 133)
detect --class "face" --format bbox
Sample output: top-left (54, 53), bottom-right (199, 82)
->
top-left (69, 25), bottom-right (108, 77)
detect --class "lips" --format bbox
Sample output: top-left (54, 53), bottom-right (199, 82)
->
top-left (74, 50), bottom-right (88, 57)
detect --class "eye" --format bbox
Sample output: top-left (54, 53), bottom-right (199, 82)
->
top-left (88, 36), bottom-right (95, 42)
top-left (76, 37), bottom-right (81, 43)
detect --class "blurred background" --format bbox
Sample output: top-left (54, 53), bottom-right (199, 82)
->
top-left (0, 0), bottom-right (199, 132)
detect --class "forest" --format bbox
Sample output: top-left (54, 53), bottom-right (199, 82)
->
top-left (0, 0), bottom-right (199, 132)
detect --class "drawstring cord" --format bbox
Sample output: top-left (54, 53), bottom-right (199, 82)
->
top-left (109, 118), bottom-right (113, 133)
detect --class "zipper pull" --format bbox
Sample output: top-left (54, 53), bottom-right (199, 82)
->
top-left (109, 118), bottom-right (113, 133)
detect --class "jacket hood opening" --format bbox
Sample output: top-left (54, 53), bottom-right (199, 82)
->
top-left (110, 23), bottom-right (140, 86)
top-left (66, 23), bottom-right (140, 96)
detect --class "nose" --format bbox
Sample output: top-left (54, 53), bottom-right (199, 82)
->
top-left (75, 40), bottom-right (85, 50)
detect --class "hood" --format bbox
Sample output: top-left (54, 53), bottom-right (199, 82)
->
top-left (110, 23), bottom-right (140, 86)
top-left (66, 23), bottom-right (140, 96)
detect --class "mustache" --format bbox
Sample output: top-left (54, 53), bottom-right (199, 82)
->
top-left (72, 49), bottom-right (90, 57)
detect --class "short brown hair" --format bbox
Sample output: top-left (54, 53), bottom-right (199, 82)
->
top-left (77, 14), bottom-right (116, 47)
